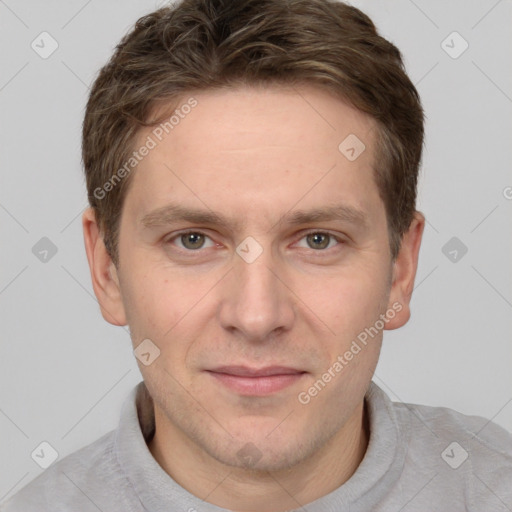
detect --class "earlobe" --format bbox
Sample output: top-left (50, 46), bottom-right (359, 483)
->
top-left (82, 207), bottom-right (127, 326)
top-left (385, 211), bottom-right (425, 331)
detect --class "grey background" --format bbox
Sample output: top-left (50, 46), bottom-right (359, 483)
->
top-left (1, 0), bottom-right (511, 501)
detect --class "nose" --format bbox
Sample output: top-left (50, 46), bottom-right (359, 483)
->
top-left (218, 243), bottom-right (296, 343)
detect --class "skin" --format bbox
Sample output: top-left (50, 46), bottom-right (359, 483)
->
top-left (83, 84), bottom-right (424, 512)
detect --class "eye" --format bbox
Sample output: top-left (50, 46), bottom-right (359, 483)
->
top-left (164, 230), bottom-right (343, 254)
top-left (296, 231), bottom-right (343, 251)
top-left (167, 231), bottom-right (216, 251)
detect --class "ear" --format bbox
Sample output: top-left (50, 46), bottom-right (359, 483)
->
top-left (385, 211), bottom-right (425, 330)
top-left (82, 207), bottom-right (127, 326)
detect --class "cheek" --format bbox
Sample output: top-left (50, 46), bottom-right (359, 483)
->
top-left (298, 262), bottom-right (390, 340)
top-left (120, 265), bottom-right (215, 369)
top-left (120, 269), bottom-right (181, 342)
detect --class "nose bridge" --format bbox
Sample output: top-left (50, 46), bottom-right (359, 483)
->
top-left (219, 239), bottom-right (294, 341)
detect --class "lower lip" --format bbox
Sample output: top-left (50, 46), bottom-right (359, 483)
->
top-left (207, 372), bottom-right (305, 396)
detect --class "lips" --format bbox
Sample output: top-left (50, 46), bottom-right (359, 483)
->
top-left (206, 366), bottom-right (306, 395)
top-left (209, 365), bottom-right (304, 377)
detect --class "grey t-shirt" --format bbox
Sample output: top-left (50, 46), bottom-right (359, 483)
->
top-left (2, 381), bottom-right (511, 511)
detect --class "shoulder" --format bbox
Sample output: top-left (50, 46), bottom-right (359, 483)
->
top-left (393, 397), bottom-right (512, 509)
top-left (0, 430), bottom-right (140, 512)
top-left (395, 398), bottom-right (512, 460)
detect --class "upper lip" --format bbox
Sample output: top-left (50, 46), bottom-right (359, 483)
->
top-left (207, 366), bottom-right (305, 377)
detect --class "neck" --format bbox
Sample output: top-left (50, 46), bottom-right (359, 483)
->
top-left (148, 400), bottom-right (369, 512)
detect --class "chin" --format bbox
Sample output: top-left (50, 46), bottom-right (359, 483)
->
top-left (213, 442), bottom-right (309, 473)
top-left (201, 422), bottom-right (325, 473)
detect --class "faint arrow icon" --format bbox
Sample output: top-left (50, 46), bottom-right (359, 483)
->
top-left (441, 31), bottom-right (468, 59)
top-left (32, 237), bottom-right (58, 263)
top-left (31, 441), bottom-right (59, 468)
top-left (442, 237), bottom-right (467, 263)
top-left (441, 441), bottom-right (468, 469)
top-left (236, 236), bottom-right (263, 263)
top-left (338, 134), bottom-right (365, 161)
top-left (236, 442), bottom-right (263, 467)
top-left (31, 31), bottom-right (59, 59)
top-left (134, 339), bottom-right (161, 366)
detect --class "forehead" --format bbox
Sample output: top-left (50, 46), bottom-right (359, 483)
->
top-left (144, 84), bottom-right (376, 156)
top-left (124, 84), bottom-right (382, 226)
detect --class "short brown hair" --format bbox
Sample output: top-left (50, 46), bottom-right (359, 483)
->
top-left (82, 0), bottom-right (424, 265)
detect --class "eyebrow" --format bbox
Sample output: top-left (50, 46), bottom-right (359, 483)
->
top-left (140, 202), bottom-right (369, 232)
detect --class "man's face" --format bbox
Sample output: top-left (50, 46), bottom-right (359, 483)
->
top-left (105, 85), bottom-right (408, 470)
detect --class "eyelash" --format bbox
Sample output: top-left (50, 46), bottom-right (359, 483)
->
top-left (164, 229), bottom-right (345, 254)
